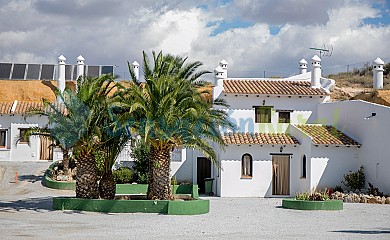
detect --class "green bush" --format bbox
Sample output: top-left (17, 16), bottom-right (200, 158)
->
top-left (112, 167), bottom-right (133, 184)
top-left (130, 139), bottom-right (150, 184)
top-left (334, 185), bottom-right (343, 192)
top-left (342, 166), bottom-right (365, 191)
top-left (295, 189), bottom-right (330, 201)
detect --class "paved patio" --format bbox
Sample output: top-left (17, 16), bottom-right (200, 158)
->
top-left (0, 161), bottom-right (389, 239)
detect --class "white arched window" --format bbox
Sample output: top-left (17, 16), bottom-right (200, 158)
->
top-left (241, 154), bottom-right (253, 178)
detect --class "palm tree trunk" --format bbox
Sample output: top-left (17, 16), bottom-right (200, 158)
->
top-left (99, 171), bottom-right (116, 199)
top-left (75, 149), bottom-right (99, 199)
top-left (62, 149), bottom-right (70, 175)
top-left (147, 145), bottom-right (172, 200)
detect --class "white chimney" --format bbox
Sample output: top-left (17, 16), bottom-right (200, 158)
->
top-left (132, 61), bottom-right (140, 81)
top-left (373, 57), bottom-right (384, 90)
top-left (219, 59), bottom-right (228, 78)
top-left (213, 64), bottom-right (225, 100)
top-left (57, 55), bottom-right (66, 101)
top-left (299, 59), bottom-right (307, 74)
top-left (311, 55), bottom-right (321, 88)
top-left (76, 55), bottom-right (85, 79)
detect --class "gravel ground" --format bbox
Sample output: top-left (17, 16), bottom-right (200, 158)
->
top-left (0, 161), bottom-right (389, 240)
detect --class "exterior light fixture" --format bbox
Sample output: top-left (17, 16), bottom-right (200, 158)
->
top-left (263, 99), bottom-right (266, 105)
top-left (364, 112), bottom-right (376, 120)
top-left (280, 146), bottom-right (283, 152)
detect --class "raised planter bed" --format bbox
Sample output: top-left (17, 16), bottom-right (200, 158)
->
top-left (52, 197), bottom-right (209, 215)
top-left (282, 199), bottom-right (343, 210)
top-left (43, 162), bottom-right (199, 198)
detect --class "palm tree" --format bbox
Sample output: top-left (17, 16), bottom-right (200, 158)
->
top-left (42, 74), bottom-right (120, 199)
top-left (115, 51), bottom-right (235, 200)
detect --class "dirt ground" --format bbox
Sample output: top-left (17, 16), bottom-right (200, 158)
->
top-left (0, 161), bottom-right (390, 240)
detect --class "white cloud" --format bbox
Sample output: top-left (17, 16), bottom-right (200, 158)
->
top-left (0, 0), bottom-right (389, 80)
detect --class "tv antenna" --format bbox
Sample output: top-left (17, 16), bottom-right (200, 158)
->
top-left (310, 44), bottom-right (333, 58)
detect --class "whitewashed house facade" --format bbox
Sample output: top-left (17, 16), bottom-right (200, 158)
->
top-left (1, 54), bottom-right (389, 197)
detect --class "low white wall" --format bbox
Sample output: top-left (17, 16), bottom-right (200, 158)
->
top-left (318, 100), bottom-right (390, 193)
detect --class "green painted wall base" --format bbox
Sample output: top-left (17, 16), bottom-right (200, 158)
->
top-left (52, 197), bottom-right (209, 215)
top-left (282, 199), bottom-right (343, 210)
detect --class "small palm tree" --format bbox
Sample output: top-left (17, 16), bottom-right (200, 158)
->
top-left (115, 51), bottom-right (235, 200)
top-left (41, 74), bottom-right (121, 199)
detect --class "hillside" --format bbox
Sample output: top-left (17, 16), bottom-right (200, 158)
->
top-left (328, 63), bottom-right (390, 103)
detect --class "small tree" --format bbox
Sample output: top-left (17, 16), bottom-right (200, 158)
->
top-left (342, 166), bottom-right (365, 191)
top-left (130, 139), bottom-right (150, 184)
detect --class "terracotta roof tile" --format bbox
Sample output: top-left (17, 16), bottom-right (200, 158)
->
top-left (222, 132), bottom-right (300, 145)
top-left (0, 101), bottom-right (66, 115)
top-left (296, 125), bottom-right (361, 146)
top-left (223, 79), bottom-right (328, 96)
top-left (0, 102), bottom-right (13, 114)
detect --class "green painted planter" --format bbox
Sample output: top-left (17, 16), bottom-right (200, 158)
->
top-left (42, 162), bottom-right (75, 190)
top-left (43, 162), bottom-right (199, 198)
top-left (52, 197), bottom-right (209, 215)
top-left (282, 199), bottom-right (343, 210)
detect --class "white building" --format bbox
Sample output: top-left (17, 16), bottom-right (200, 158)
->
top-left (1, 55), bottom-right (389, 197)
top-left (183, 56), bottom-right (390, 197)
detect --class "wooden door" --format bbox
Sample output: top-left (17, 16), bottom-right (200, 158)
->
top-left (272, 155), bottom-right (290, 195)
top-left (197, 157), bottom-right (211, 194)
top-left (40, 135), bottom-right (53, 160)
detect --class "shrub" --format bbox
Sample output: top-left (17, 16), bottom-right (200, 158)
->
top-left (112, 167), bottom-right (133, 184)
top-left (94, 150), bottom-right (105, 177)
top-left (368, 182), bottom-right (384, 197)
top-left (295, 192), bottom-right (310, 201)
top-left (342, 166), bottom-right (365, 191)
top-left (295, 189), bottom-right (330, 201)
top-left (334, 185), bottom-right (343, 192)
top-left (130, 139), bottom-right (150, 184)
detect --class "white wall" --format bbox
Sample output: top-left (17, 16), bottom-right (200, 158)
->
top-left (310, 146), bottom-right (360, 190)
top-left (288, 125), bottom-right (312, 193)
top-left (10, 123), bottom-right (40, 161)
top-left (0, 114), bottom-right (49, 161)
top-left (220, 94), bottom-right (325, 133)
top-left (171, 148), bottom-right (194, 183)
top-left (218, 145), bottom-right (300, 197)
top-left (318, 100), bottom-right (390, 194)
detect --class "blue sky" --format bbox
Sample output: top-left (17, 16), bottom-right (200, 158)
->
top-left (0, 0), bottom-right (389, 79)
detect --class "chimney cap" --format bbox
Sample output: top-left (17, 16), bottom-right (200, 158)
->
top-left (77, 55), bottom-right (85, 61)
top-left (220, 59), bottom-right (228, 65)
top-left (299, 59), bottom-right (308, 64)
top-left (58, 55), bottom-right (66, 61)
top-left (311, 55), bottom-right (321, 62)
top-left (132, 61), bottom-right (140, 66)
top-left (373, 57), bottom-right (384, 65)
top-left (214, 66), bottom-right (224, 73)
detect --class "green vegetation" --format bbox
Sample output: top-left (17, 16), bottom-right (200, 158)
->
top-left (295, 189), bottom-right (330, 201)
top-left (30, 74), bottom-right (129, 199)
top-left (342, 166), bottom-right (365, 191)
top-left (30, 50), bottom-right (235, 202)
top-left (112, 167), bottom-right (133, 184)
top-left (130, 139), bottom-right (150, 184)
top-left (327, 62), bottom-right (390, 89)
top-left (112, 50), bottom-right (236, 200)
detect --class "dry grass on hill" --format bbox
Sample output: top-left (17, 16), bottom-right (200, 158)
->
top-left (328, 65), bottom-right (390, 102)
